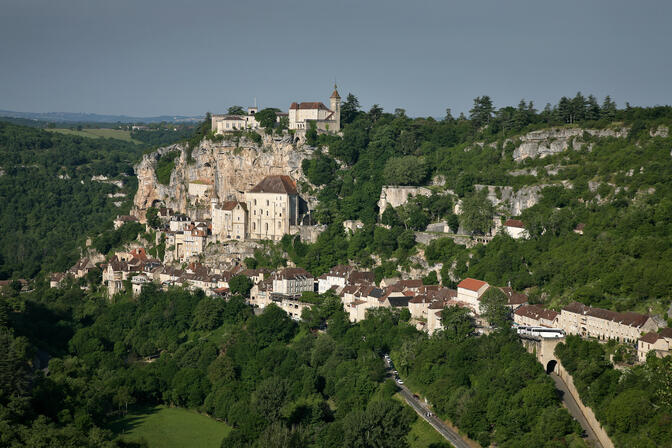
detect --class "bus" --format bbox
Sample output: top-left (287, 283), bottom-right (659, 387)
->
top-left (516, 325), bottom-right (565, 339)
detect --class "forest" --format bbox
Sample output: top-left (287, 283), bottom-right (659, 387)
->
top-left (0, 120), bottom-right (192, 280)
top-left (0, 283), bottom-right (589, 447)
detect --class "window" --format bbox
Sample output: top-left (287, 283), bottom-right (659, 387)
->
top-left (266, 200), bottom-right (269, 206)
top-left (253, 222), bottom-right (256, 230)
top-left (254, 199), bottom-right (257, 205)
top-left (265, 223), bottom-right (268, 232)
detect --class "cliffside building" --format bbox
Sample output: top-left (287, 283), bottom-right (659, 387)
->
top-left (210, 175), bottom-right (302, 242)
top-left (289, 86), bottom-right (341, 132)
top-left (211, 107), bottom-right (260, 133)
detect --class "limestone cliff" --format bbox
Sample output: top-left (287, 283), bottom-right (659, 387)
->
top-left (474, 183), bottom-right (571, 216)
top-left (510, 126), bottom-right (628, 162)
top-left (132, 133), bottom-right (315, 221)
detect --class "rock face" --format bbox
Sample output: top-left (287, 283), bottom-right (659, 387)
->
top-left (378, 186), bottom-right (432, 216)
top-left (132, 134), bottom-right (315, 221)
top-left (511, 127), bottom-right (628, 162)
top-left (474, 184), bottom-right (557, 216)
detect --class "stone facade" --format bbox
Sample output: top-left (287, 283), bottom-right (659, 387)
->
top-left (378, 186), bottom-right (432, 217)
top-left (288, 86), bottom-right (340, 132)
top-left (558, 302), bottom-right (658, 343)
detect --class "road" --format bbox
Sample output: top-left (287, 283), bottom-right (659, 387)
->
top-left (385, 357), bottom-right (472, 448)
top-left (550, 373), bottom-right (603, 448)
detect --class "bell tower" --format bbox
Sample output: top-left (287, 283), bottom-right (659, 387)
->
top-left (329, 84), bottom-right (341, 132)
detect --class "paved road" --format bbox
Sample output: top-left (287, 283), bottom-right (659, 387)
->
top-left (385, 358), bottom-right (471, 448)
top-left (550, 373), bottom-right (603, 448)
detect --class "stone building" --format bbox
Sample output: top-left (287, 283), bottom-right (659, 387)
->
top-left (211, 107), bottom-right (260, 133)
top-left (288, 86), bottom-right (341, 132)
top-left (211, 200), bottom-right (247, 241)
top-left (558, 302), bottom-right (658, 343)
top-left (246, 175), bottom-right (300, 241)
top-left (514, 304), bottom-right (559, 328)
top-left (637, 328), bottom-right (672, 362)
top-left (272, 268), bottom-right (314, 296)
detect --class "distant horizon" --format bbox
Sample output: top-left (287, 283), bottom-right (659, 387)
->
top-left (3, 91), bottom-right (672, 123)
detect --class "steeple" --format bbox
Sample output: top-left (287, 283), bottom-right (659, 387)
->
top-left (329, 83), bottom-right (341, 132)
top-left (330, 83), bottom-right (341, 99)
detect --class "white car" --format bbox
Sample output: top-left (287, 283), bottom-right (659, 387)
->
top-left (396, 378), bottom-right (404, 385)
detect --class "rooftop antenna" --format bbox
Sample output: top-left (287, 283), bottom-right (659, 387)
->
top-left (254, 97), bottom-right (257, 108)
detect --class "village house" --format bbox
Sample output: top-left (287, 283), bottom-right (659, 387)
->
top-left (288, 86), bottom-right (341, 132)
top-left (166, 222), bottom-right (209, 261)
top-left (250, 278), bottom-right (273, 308)
top-left (68, 257), bottom-right (96, 278)
top-left (502, 219), bottom-right (528, 239)
top-left (211, 200), bottom-right (247, 241)
top-left (211, 107), bottom-right (260, 133)
top-left (272, 267), bottom-right (314, 296)
top-left (558, 302), bottom-right (658, 343)
top-left (514, 304), bottom-right (559, 328)
top-left (456, 278), bottom-right (489, 313)
top-left (637, 328), bottom-right (672, 362)
top-left (113, 214), bottom-right (138, 230)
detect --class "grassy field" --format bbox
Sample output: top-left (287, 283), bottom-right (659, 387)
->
top-left (46, 127), bottom-right (141, 143)
top-left (108, 405), bottom-right (231, 448)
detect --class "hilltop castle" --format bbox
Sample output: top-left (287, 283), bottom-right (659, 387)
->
top-left (288, 85), bottom-right (341, 132)
top-left (211, 85), bottom-right (341, 134)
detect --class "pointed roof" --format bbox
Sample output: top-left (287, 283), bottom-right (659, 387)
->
top-left (249, 175), bottom-right (298, 194)
top-left (330, 84), bottom-right (341, 99)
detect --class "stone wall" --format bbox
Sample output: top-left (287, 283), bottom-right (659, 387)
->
top-left (556, 363), bottom-right (615, 448)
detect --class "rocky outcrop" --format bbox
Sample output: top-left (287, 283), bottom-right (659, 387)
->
top-left (511, 127), bottom-right (628, 162)
top-left (378, 186), bottom-right (432, 216)
top-left (132, 133), bottom-right (315, 221)
top-left (650, 125), bottom-right (669, 138)
top-left (474, 184), bottom-right (566, 216)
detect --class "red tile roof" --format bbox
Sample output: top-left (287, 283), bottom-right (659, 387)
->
top-left (457, 278), bottom-right (488, 292)
top-left (504, 219), bottom-right (525, 228)
top-left (249, 175), bottom-right (298, 194)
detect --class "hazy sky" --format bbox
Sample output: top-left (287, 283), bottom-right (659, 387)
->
top-left (1, 0), bottom-right (671, 117)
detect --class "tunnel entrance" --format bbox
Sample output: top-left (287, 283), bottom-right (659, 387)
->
top-left (546, 360), bottom-right (557, 374)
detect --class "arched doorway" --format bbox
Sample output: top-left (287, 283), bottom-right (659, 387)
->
top-left (546, 360), bottom-right (557, 374)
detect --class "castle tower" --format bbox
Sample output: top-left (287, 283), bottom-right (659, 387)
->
top-left (330, 84), bottom-right (341, 132)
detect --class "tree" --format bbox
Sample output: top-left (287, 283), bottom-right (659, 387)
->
top-left (459, 190), bottom-right (494, 235)
top-left (479, 287), bottom-right (510, 328)
top-left (469, 96), bottom-right (495, 129)
top-left (382, 156), bottom-right (429, 186)
top-left (369, 104), bottom-right (384, 123)
top-left (343, 399), bottom-right (414, 448)
top-left (146, 206), bottom-right (161, 229)
top-left (439, 306), bottom-right (474, 340)
top-left (341, 93), bottom-right (361, 124)
top-left (254, 108), bottom-right (280, 130)
top-left (228, 105), bottom-right (246, 115)
top-left (229, 275), bottom-right (253, 297)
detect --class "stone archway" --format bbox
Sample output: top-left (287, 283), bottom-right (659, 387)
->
top-left (546, 359), bottom-right (557, 374)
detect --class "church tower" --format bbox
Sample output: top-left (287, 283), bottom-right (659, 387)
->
top-left (330, 84), bottom-right (341, 132)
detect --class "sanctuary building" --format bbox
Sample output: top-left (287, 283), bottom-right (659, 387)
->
top-left (211, 175), bottom-right (302, 242)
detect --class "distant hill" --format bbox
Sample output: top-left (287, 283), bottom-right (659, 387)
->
top-left (0, 109), bottom-right (202, 124)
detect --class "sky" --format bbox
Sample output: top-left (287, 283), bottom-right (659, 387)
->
top-left (1, 0), bottom-right (671, 118)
